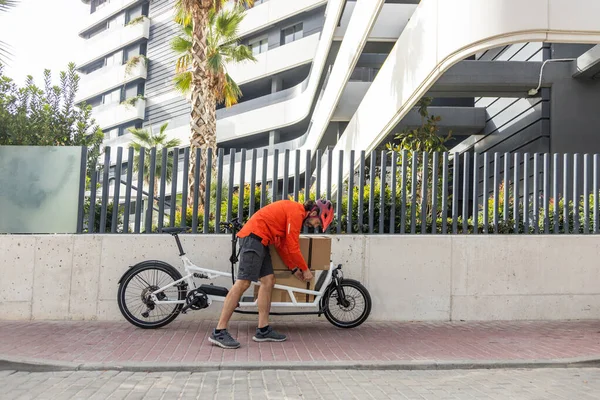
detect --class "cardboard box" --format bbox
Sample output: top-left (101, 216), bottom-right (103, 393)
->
top-left (308, 236), bottom-right (331, 270)
top-left (253, 271), bottom-right (316, 303)
top-left (268, 236), bottom-right (331, 271)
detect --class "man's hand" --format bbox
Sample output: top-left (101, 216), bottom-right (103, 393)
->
top-left (302, 269), bottom-right (314, 282)
top-left (293, 268), bottom-right (304, 281)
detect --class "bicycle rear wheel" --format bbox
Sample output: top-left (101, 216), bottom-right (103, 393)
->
top-left (323, 279), bottom-right (371, 329)
top-left (117, 262), bottom-right (187, 329)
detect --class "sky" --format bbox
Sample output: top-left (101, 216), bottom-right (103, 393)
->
top-left (0, 0), bottom-right (90, 85)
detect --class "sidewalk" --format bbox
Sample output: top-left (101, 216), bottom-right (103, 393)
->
top-left (1, 319), bottom-right (599, 372)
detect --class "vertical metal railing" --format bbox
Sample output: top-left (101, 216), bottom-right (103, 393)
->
top-left (78, 147), bottom-right (600, 235)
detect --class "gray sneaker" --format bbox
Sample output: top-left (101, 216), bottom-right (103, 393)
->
top-left (209, 329), bottom-right (240, 349)
top-left (252, 326), bottom-right (287, 342)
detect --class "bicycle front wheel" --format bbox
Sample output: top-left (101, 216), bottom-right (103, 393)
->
top-left (323, 279), bottom-right (371, 329)
top-left (117, 262), bottom-right (186, 329)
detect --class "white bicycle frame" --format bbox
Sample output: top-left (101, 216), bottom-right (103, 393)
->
top-left (149, 253), bottom-right (336, 309)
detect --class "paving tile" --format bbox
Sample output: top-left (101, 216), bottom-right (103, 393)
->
top-left (0, 320), bottom-right (599, 366)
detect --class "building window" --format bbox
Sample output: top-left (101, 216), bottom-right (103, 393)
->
top-left (105, 50), bottom-right (123, 67)
top-left (105, 127), bottom-right (119, 140)
top-left (249, 37), bottom-right (268, 56)
top-left (123, 43), bottom-right (146, 63)
top-left (91, 0), bottom-right (107, 14)
top-left (123, 45), bottom-right (140, 63)
top-left (86, 59), bottom-right (105, 74)
top-left (103, 88), bottom-right (122, 105)
top-left (126, 4), bottom-right (143, 24)
top-left (120, 122), bottom-right (142, 136)
top-left (87, 23), bottom-right (107, 39)
top-left (281, 23), bottom-right (303, 45)
top-left (107, 15), bottom-right (120, 30)
top-left (87, 96), bottom-right (103, 108)
top-left (123, 82), bottom-right (141, 100)
top-left (84, 49), bottom-right (126, 75)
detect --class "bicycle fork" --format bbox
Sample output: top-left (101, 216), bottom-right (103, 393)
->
top-left (331, 265), bottom-right (350, 308)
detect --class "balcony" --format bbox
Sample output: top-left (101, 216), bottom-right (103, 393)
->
top-left (227, 33), bottom-right (319, 85)
top-left (237, 0), bottom-right (327, 38)
top-left (331, 81), bottom-right (371, 121)
top-left (214, 0), bottom-right (348, 141)
top-left (334, 2), bottom-right (417, 41)
top-left (79, 0), bottom-right (144, 37)
top-left (78, 17), bottom-right (150, 69)
top-left (92, 98), bottom-right (146, 130)
top-left (76, 59), bottom-right (147, 104)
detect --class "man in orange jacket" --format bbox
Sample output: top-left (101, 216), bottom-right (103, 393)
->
top-left (209, 199), bottom-right (334, 349)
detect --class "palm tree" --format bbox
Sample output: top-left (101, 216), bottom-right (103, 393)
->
top-left (172, 5), bottom-right (253, 107)
top-left (174, 0), bottom-right (254, 207)
top-left (129, 122), bottom-right (182, 199)
top-left (0, 0), bottom-right (18, 63)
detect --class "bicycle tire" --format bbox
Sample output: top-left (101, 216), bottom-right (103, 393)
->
top-left (117, 261), bottom-right (186, 329)
top-left (323, 279), bottom-right (371, 329)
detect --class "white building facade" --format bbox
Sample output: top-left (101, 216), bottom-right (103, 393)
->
top-left (76, 0), bottom-right (600, 176)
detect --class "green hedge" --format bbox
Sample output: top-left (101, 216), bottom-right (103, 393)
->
top-left (174, 184), bottom-right (269, 232)
top-left (168, 177), bottom-right (599, 234)
top-left (83, 199), bottom-right (123, 233)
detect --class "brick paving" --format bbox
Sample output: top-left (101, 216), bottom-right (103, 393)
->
top-left (1, 319), bottom-right (600, 366)
top-left (2, 368), bottom-right (600, 400)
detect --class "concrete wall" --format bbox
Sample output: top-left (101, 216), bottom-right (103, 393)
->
top-left (2, 234), bottom-right (599, 322)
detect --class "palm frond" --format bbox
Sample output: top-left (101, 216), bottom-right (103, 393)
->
top-left (159, 122), bottom-right (169, 135)
top-left (0, 42), bottom-right (12, 58)
top-left (220, 73), bottom-right (242, 108)
top-left (0, 0), bottom-right (18, 12)
top-left (225, 42), bottom-right (256, 64)
top-left (172, 0), bottom-right (255, 107)
top-left (173, 3), bottom-right (191, 27)
top-left (233, 0), bottom-right (254, 8)
top-left (164, 138), bottom-right (182, 149)
top-left (174, 71), bottom-right (192, 95)
top-left (172, 35), bottom-right (192, 73)
top-left (171, 36), bottom-right (192, 53)
top-left (0, 0), bottom-right (17, 62)
top-left (206, 49), bottom-right (224, 75)
top-left (128, 127), bottom-right (153, 145)
top-left (215, 7), bottom-right (245, 41)
top-left (175, 55), bottom-right (192, 73)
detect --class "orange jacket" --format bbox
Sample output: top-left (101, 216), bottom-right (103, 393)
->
top-left (237, 200), bottom-right (308, 271)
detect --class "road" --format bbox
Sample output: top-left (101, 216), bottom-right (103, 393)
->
top-left (1, 368), bottom-right (599, 399)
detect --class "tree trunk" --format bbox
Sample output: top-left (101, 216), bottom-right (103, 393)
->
top-left (187, 4), bottom-right (218, 210)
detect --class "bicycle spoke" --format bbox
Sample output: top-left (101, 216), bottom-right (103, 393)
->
top-left (327, 286), bottom-right (367, 323)
top-left (119, 265), bottom-right (185, 327)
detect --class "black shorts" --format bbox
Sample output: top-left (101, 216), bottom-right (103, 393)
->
top-left (237, 235), bottom-right (274, 282)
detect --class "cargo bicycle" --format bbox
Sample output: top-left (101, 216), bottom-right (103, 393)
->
top-left (117, 218), bottom-right (372, 329)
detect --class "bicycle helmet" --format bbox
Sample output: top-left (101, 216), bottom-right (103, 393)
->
top-left (314, 199), bottom-right (334, 231)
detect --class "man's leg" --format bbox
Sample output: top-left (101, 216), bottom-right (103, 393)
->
top-left (217, 279), bottom-right (251, 330)
top-left (209, 279), bottom-right (251, 349)
top-left (257, 274), bottom-right (275, 329)
top-left (252, 251), bottom-right (286, 342)
top-left (210, 236), bottom-right (262, 349)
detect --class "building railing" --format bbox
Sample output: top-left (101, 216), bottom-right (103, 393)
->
top-left (80, 146), bottom-right (600, 235)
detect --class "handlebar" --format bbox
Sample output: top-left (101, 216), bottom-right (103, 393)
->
top-left (219, 218), bottom-right (243, 233)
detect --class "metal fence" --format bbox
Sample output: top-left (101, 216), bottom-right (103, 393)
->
top-left (79, 146), bottom-right (600, 235)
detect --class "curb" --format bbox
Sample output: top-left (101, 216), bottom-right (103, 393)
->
top-left (1, 356), bottom-right (600, 373)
